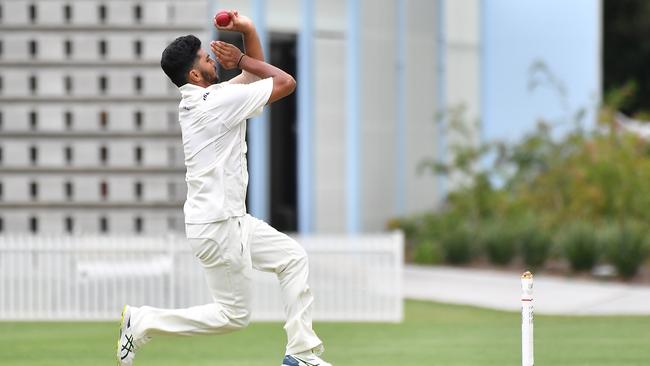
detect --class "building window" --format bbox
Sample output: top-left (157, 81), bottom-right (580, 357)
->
top-left (167, 111), bottom-right (177, 130)
top-left (64, 146), bottom-right (73, 165)
top-left (28, 4), bottom-right (37, 23)
top-left (29, 216), bottom-right (38, 233)
top-left (29, 181), bottom-right (38, 200)
top-left (0, 40), bottom-right (3, 58)
top-left (0, 111), bottom-right (3, 130)
top-left (99, 75), bottom-right (107, 94)
top-left (63, 4), bottom-right (72, 23)
top-left (64, 75), bottom-right (73, 95)
top-left (64, 181), bottom-right (73, 200)
top-left (29, 75), bottom-right (37, 94)
top-left (98, 39), bottom-right (107, 58)
top-left (64, 39), bottom-right (73, 58)
top-left (29, 145), bottom-right (38, 165)
top-left (134, 110), bottom-right (143, 130)
top-left (64, 216), bottom-right (73, 233)
top-left (98, 4), bottom-right (107, 24)
top-left (0, 146), bottom-right (3, 165)
top-left (134, 181), bottom-right (143, 201)
top-left (167, 4), bottom-right (174, 22)
top-left (134, 40), bottom-right (142, 58)
top-left (134, 146), bottom-right (143, 165)
top-left (134, 4), bottom-right (142, 23)
top-left (167, 146), bottom-right (177, 165)
top-left (134, 75), bottom-right (143, 94)
top-left (0, 181), bottom-right (3, 200)
top-left (29, 111), bottom-right (37, 130)
top-left (99, 146), bottom-right (108, 165)
top-left (100, 181), bottom-right (108, 200)
top-left (29, 40), bottom-right (37, 58)
top-left (167, 216), bottom-right (178, 231)
top-left (134, 216), bottom-right (143, 233)
top-left (64, 111), bottom-right (73, 130)
top-left (99, 110), bottom-right (108, 129)
top-left (167, 181), bottom-right (176, 200)
top-left (0, 217), bottom-right (4, 233)
top-left (99, 216), bottom-right (108, 233)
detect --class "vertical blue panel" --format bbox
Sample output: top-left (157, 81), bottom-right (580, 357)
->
top-left (346, 0), bottom-right (360, 233)
top-left (395, 0), bottom-right (406, 216)
top-left (249, 0), bottom-right (269, 220)
top-left (435, 0), bottom-right (447, 206)
top-left (297, 0), bottom-right (314, 234)
top-left (480, 0), bottom-right (487, 145)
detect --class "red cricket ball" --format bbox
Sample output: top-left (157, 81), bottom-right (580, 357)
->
top-left (214, 11), bottom-right (231, 27)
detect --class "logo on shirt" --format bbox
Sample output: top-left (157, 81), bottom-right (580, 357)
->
top-left (202, 92), bottom-right (210, 101)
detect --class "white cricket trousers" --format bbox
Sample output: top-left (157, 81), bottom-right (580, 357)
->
top-left (130, 214), bottom-right (323, 355)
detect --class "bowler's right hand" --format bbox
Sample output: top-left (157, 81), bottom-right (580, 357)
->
top-left (214, 10), bottom-right (254, 33)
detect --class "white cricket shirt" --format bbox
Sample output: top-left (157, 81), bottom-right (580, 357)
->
top-left (177, 77), bottom-right (273, 224)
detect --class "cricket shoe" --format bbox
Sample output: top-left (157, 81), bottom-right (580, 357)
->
top-left (282, 345), bottom-right (332, 366)
top-left (116, 305), bottom-right (138, 366)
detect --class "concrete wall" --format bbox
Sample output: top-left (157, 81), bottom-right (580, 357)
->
top-left (0, 0), bottom-right (200, 235)
top-left (216, 0), bottom-right (446, 232)
top-left (0, 0), bottom-right (482, 235)
top-left (403, 0), bottom-right (439, 216)
top-left (442, 0), bottom-right (482, 189)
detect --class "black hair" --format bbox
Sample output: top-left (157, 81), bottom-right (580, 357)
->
top-left (160, 35), bottom-right (202, 87)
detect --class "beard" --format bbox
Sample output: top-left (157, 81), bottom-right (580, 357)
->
top-left (201, 66), bottom-right (219, 85)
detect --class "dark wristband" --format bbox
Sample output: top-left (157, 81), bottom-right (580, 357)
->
top-left (237, 54), bottom-right (245, 69)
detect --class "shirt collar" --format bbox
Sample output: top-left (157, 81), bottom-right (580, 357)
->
top-left (179, 83), bottom-right (205, 98)
top-left (179, 82), bottom-right (226, 99)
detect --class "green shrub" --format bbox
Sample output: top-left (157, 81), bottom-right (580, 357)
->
top-left (520, 223), bottom-right (552, 268)
top-left (603, 223), bottom-right (650, 279)
top-left (559, 222), bottom-right (600, 272)
top-left (440, 226), bottom-right (475, 265)
top-left (386, 217), bottom-right (419, 242)
top-left (412, 240), bottom-right (442, 264)
top-left (481, 221), bottom-right (518, 266)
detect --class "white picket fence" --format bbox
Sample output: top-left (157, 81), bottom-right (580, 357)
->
top-left (0, 232), bottom-right (403, 322)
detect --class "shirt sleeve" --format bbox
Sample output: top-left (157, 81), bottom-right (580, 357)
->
top-left (201, 77), bottom-right (273, 130)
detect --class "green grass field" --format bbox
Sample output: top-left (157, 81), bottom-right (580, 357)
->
top-left (1, 300), bottom-right (648, 366)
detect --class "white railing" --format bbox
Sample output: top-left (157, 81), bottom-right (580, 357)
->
top-left (0, 232), bottom-right (403, 322)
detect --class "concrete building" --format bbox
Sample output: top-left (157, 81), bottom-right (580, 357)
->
top-left (0, 0), bottom-right (482, 235)
top-left (212, 0), bottom-right (481, 233)
top-left (0, 0), bottom-right (205, 234)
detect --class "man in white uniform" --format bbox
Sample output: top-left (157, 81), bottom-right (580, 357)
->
top-left (116, 11), bottom-right (331, 366)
